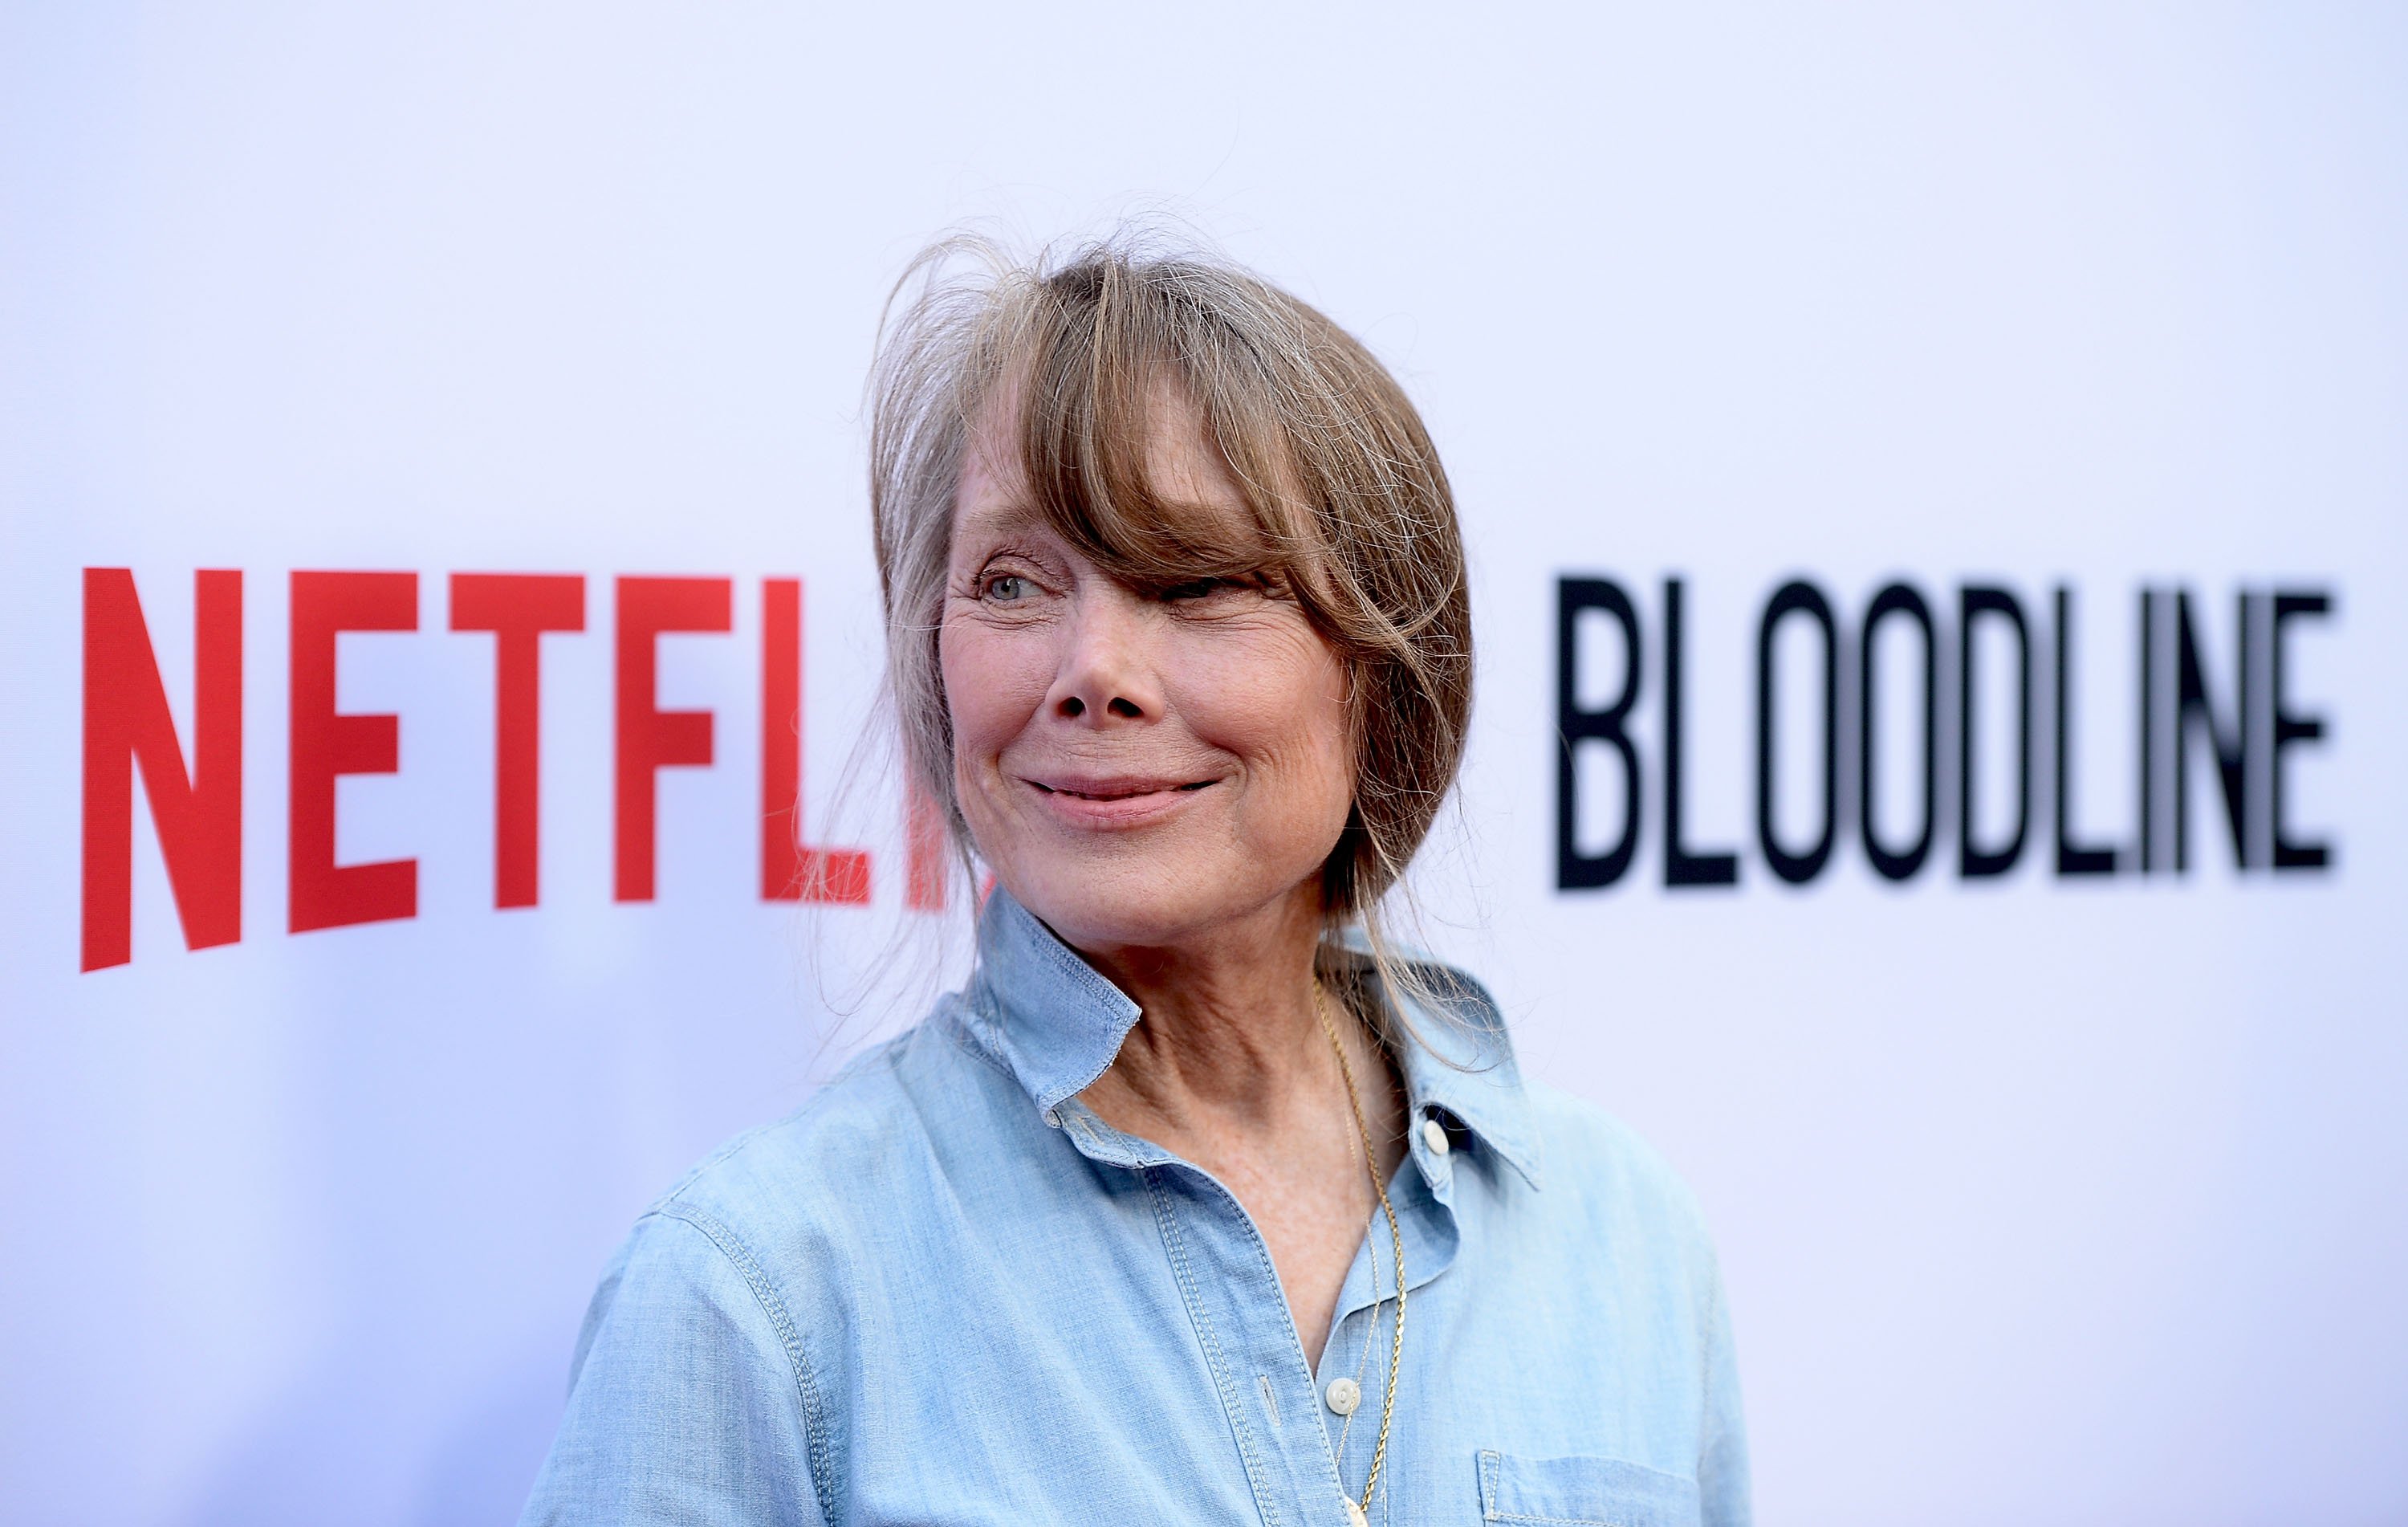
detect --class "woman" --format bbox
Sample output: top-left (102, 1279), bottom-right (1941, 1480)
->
top-left (523, 234), bottom-right (1748, 1526)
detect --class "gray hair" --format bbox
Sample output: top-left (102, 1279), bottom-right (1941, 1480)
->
top-left (866, 228), bottom-right (1477, 1043)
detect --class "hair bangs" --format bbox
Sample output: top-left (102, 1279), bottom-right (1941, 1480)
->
top-left (1005, 267), bottom-right (1300, 597)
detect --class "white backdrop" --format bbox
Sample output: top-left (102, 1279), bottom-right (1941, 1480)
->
top-left (5, 5), bottom-right (2404, 1524)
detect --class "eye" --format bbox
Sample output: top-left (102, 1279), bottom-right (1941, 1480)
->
top-left (982, 573), bottom-right (1035, 603)
top-left (1161, 577), bottom-right (1234, 602)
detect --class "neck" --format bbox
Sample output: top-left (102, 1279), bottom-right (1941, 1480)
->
top-left (1076, 885), bottom-right (1340, 1129)
top-left (1059, 881), bottom-right (1409, 1373)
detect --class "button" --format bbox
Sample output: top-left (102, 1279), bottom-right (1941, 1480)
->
top-left (1324, 1377), bottom-right (1361, 1415)
top-left (1422, 1116), bottom-right (1450, 1156)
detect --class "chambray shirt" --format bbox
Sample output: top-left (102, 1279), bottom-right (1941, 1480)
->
top-left (522, 891), bottom-right (1750, 1526)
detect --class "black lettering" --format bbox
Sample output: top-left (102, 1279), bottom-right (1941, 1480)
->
top-left (1556, 577), bottom-right (1642, 890)
top-left (1860, 582), bottom-right (1936, 881)
top-left (2272, 589), bottom-right (2333, 870)
top-left (1958, 584), bottom-right (2031, 878)
top-left (2173, 589), bottom-right (2247, 872)
top-left (2137, 588), bottom-right (2158, 873)
top-left (1664, 577), bottom-right (1739, 888)
top-left (2053, 585), bottom-right (2118, 876)
top-left (1756, 580), bottom-right (1837, 884)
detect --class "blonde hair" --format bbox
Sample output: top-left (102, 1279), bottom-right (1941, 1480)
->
top-left (867, 228), bottom-right (1474, 1035)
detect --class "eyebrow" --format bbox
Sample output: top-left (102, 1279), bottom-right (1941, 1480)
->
top-left (949, 504), bottom-right (1081, 589)
top-left (952, 499), bottom-right (1051, 550)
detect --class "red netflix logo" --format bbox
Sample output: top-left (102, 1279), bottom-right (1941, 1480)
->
top-left (79, 568), bottom-right (935, 973)
top-left (81, 569), bottom-right (244, 970)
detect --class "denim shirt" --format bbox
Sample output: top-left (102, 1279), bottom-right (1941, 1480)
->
top-left (521, 891), bottom-right (1750, 1526)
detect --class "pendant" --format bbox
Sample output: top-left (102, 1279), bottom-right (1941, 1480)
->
top-left (1344, 1497), bottom-right (1369, 1527)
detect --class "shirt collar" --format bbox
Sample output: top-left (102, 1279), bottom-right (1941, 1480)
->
top-left (1330, 932), bottom-right (1545, 1191)
top-left (966, 886), bottom-right (1543, 1188)
top-left (964, 888), bottom-right (1145, 1118)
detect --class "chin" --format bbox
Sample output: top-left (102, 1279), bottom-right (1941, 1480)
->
top-left (1003, 854), bottom-right (1292, 955)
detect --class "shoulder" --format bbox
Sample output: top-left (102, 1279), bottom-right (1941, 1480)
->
top-left (538, 1012), bottom-right (1025, 1524)
top-left (1521, 1078), bottom-right (1723, 1283)
top-left (1385, 947), bottom-right (1710, 1238)
top-left (637, 1004), bottom-right (1020, 1272)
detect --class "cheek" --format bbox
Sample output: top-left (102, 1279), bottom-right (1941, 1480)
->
top-left (1186, 629), bottom-right (1354, 808)
top-left (1288, 676), bottom-right (1357, 822)
top-left (938, 619), bottom-right (1051, 761)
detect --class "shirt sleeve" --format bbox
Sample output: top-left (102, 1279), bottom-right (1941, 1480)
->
top-left (1696, 1256), bottom-right (1753, 1527)
top-left (519, 1209), bottom-right (828, 1527)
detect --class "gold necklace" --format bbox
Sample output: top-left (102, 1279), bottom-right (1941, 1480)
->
top-left (1312, 978), bottom-right (1405, 1527)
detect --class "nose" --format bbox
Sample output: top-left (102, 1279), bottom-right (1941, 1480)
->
top-left (1046, 584), bottom-right (1160, 725)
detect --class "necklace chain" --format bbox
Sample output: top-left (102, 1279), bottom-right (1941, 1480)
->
top-left (1330, 1216), bottom-right (1381, 1464)
top-left (1312, 977), bottom-right (1406, 1523)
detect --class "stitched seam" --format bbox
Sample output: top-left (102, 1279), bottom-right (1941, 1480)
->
top-left (656, 1205), bottom-right (840, 1527)
top-left (1231, 1167), bottom-right (1387, 1523)
top-left (1150, 1171), bottom-right (1282, 1527)
top-left (969, 919), bottom-right (1135, 1110)
top-left (950, 986), bottom-right (1019, 1080)
top-left (1214, 1153), bottom-right (1355, 1512)
top-left (1698, 1264), bottom-right (1727, 1480)
top-left (1018, 926), bottom-right (1141, 1108)
top-left (655, 1037), bottom-right (908, 1213)
top-left (936, 1005), bottom-right (1019, 1085)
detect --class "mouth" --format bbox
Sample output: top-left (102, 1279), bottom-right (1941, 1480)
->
top-left (1019, 772), bottom-right (1221, 827)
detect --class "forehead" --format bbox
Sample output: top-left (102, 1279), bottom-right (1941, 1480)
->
top-left (949, 374), bottom-right (1261, 564)
top-left (948, 434), bottom-right (1043, 549)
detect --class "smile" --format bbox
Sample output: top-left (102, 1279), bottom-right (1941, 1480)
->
top-left (1020, 774), bottom-right (1220, 828)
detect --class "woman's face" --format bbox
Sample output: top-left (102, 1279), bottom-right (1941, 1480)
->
top-left (938, 396), bottom-right (1355, 955)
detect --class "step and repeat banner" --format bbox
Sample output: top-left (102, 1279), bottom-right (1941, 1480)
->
top-left (5, 6), bottom-right (2402, 1525)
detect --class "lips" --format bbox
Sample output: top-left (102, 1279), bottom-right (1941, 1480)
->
top-left (1019, 772), bottom-right (1220, 828)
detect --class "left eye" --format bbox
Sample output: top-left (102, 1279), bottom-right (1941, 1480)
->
top-left (1161, 578), bottom-right (1230, 601)
top-left (984, 575), bottom-right (1034, 601)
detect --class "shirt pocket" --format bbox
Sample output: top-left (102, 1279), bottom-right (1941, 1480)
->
top-left (1475, 1449), bottom-right (1703, 1527)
